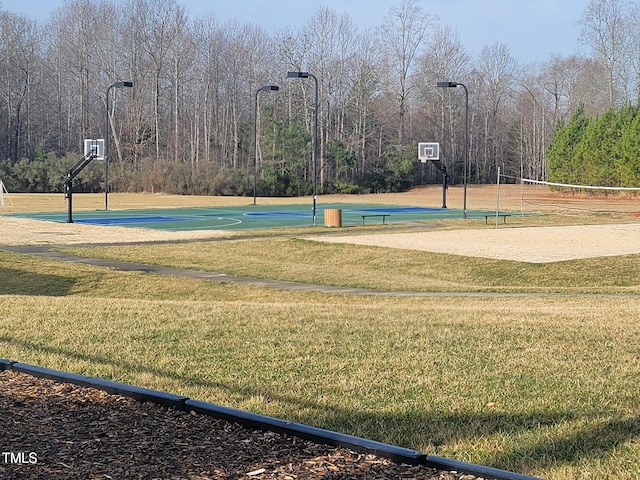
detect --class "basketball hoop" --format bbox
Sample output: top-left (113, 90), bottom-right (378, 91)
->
top-left (84, 139), bottom-right (105, 160)
top-left (418, 142), bottom-right (439, 162)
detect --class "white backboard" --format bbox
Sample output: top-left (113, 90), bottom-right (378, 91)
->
top-left (418, 142), bottom-right (439, 162)
top-left (84, 139), bottom-right (105, 160)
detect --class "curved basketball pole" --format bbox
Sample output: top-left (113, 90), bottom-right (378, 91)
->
top-left (64, 149), bottom-right (98, 223)
top-left (430, 157), bottom-right (450, 208)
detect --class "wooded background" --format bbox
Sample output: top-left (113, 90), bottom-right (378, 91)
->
top-left (0, 0), bottom-right (638, 196)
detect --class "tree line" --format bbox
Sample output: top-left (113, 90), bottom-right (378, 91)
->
top-left (0, 0), bottom-right (639, 196)
top-left (547, 104), bottom-right (640, 187)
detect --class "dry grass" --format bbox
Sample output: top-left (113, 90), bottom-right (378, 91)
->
top-left (61, 237), bottom-right (640, 293)
top-left (2, 256), bottom-right (640, 480)
top-left (3, 186), bottom-right (640, 479)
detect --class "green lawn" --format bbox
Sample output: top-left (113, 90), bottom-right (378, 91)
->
top-left (2, 241), bottom-right (640, 480)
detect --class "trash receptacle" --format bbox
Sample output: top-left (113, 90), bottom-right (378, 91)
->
top-left (324, 209), bottom-right (342, 227)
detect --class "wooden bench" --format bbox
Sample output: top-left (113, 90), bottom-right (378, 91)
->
top-left (362, 214), bottom-right (390, 225)
top-left (484, 214), bottom-right (511, 224)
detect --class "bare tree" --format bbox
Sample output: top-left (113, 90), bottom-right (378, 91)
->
top-left (131, 0), bottom-right (185, 160)
top-left (421, 25), bottom-right (470, 184)
top-left (540, 54), bottom-right (574, 127)
top-left (379, 0), bottom-right (434, 145)
top-left (0, 11), bottom-right (40, 160)
top-left (117, 0), bottom-right (155, 172)
top-left (347, 28), bottom-right (382, 181)
top-left (626, 2), bottom-right (640, 102)
top-left (578, 0), bottom-right (631, 107)
top-left (46, 0), bottom-right (110, 153)
top-left (514, 68), bottom-right (554, 181)
top-left (191, 15), bottom-right (228, 167)
top-left (474, 42), bottom-right (519, 182)
top-left (302, 6), bottom-right (357, 188)
top-left (166, 5), bottom-right (194, 165)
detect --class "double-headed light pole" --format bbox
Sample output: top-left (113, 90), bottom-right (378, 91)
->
top-left (437, 81), bottom-right (468, 219)
top-left (287, 71), bottom-right (318, 226)
top-left (253, 85), bottom-right (279, 205)
top-left (105, 81), bottom-right (133, 211)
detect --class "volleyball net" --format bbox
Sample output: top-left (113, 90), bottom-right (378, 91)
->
top-left (498, 174), bottom-right (640, 216)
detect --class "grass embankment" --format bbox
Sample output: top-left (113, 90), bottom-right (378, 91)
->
top-left (2, 243), bottom-right (640, 480)
top-left (62, 238), bottom-right (640, 294)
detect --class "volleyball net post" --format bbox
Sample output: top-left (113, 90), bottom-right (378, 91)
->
top-left (0, 180), bottom-right (12, 208)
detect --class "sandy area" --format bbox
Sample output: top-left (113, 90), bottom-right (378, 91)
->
top-left (308, 223), bottom-right (640, 263)
top-left (0, 217), bottom-right (230, 246)
top-left (1, 186), bottom-right (639, 263)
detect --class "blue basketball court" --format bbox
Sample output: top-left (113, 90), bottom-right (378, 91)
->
top-left (12, 203), bottom-right (498, 231)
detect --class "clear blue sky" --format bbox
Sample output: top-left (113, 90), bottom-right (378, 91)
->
top-left (1, 0), bottom-right (591, 64)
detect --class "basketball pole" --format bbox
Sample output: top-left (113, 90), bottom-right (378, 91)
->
top-left (438, 156), bottom-right (447, 209)
top-left (105, 81), bottom-right (133, 211)
top-left (418, 142), bottom-right (446, 209)
top-left (495, 166), bottom-right (501, 228)
top-left (428, 155), bottom-right (447, 208)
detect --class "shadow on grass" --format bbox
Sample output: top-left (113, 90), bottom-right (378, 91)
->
top-left (489, 414), bottom-right (640, 473)
top-left (1, 334), bottom-right (634, 475)
top-left (0, 267), bottom-right (76, 296)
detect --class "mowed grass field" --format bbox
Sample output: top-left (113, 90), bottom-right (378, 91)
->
top-left (2, 186), bottom-right (640, 479)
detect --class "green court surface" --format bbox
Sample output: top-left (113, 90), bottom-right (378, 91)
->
top-left (13, 203), bottom-right (500, 231)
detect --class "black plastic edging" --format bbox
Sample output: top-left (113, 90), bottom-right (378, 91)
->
top-left (425, 455), bottom-right (544, 480)
top-left (1, 362), bottom-right (543, 480)
top-left (0, 358), bottom-right (15, 371)
top-left (184, 399), bottom-right (425, 465)
top-left (10, 362), bottom-right (188, 409)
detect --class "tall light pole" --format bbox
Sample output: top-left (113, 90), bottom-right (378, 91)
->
top-left (437, 81), bottom-right (468, 219)
top-left (287, 71), bottom-right (318, 226)
top-left (105, 81), bottom-right (133, 211)
top-left (253, 85), bottom-right (279, 205)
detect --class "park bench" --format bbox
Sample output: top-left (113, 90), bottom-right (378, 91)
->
top-left (361, 214), bottom-right (390, 225)
top-left (484, 213), bottom-right (511, 224)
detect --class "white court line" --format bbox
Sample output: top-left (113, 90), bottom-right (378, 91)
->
top-left (165, 216), bottom-right (243, 231)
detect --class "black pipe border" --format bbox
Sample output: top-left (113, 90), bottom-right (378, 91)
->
top-left (1, 360), bottom-right (543, 480)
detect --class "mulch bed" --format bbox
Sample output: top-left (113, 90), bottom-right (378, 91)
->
top-left (0, 370), bottom-right (486, 479)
